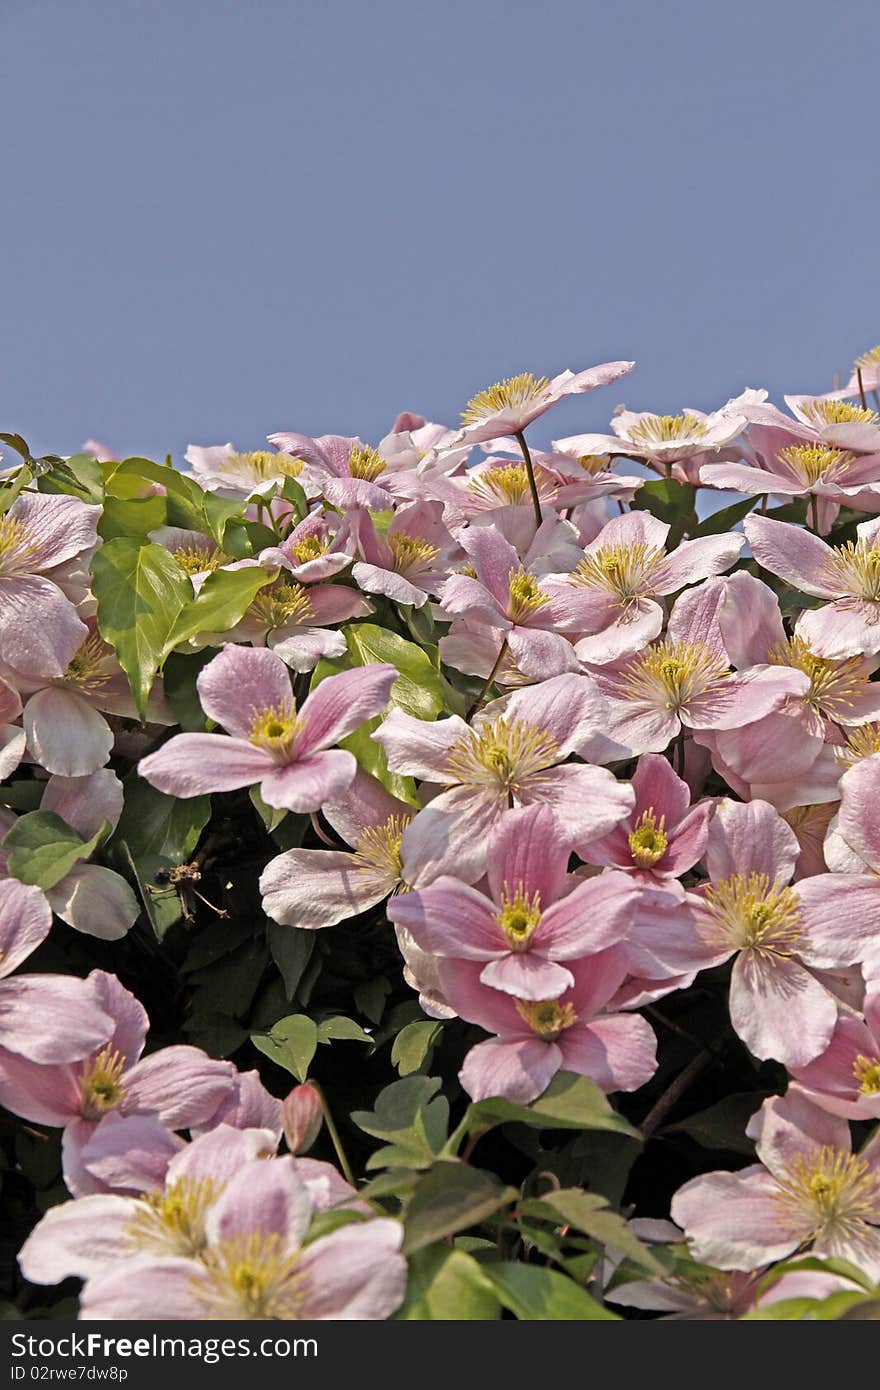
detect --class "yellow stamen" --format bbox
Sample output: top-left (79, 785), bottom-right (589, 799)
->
top-left (198, 1231), bottom-right (304, 1319)
top-left (461, 373), bottom-right (550, 425)
top-left (445, 717), bottom-right (560, 794)
top-left (507, 565), bottom-right (549, 622)
top-left (64, 633), bottom-right (113, 691)
top-left (249, 580), bottom-right (313, 631)
top-left (290, 535), bottom-right (330, 564)
top-left (229, 450), bottom-right (304, 481)
top-left (768, 636), bottom-right (869, 717)
top-left (776, 444), bottom-right (854, 485)
top-left (347, 446), bottom-right (386, 482)
top-left (855, 346), bottom-right (880, 370)
top-left (800, 399), bottom-right (878, 427)
top-left (627, 413), bottom-right (708, 445)
top-left (174, 543), bottom-right (228, 576)
top-left (571, 541), bottom-right (664, 602)
top-left (824, 538), bottom-right (880, 601)
top-left (351, 814), bottom-right (410, 892)
top-left (248, 701), bottom-right (303, 757)
top-left (0, 515), bottom-right (40, 579)
top-left (79, 1046), bottom-right (127, 1120)
top-left (853, 1055), bottom-right (880, 1095)
top-left (618, 640), bottom-right (730, 712)
top-left (514, 998), bottom-right (578, 1040)
top-left (628, 810), bottom-right (668, 868)
top-left (387, 532), bottom-right (439, 573)
top-left (496, 884), bottom-right (542, 950)
top-left (467, 463), bottom-right (553, 507)
top-left (774, 1147), bottom-right (880, 1235)
top-left (127, 1177), bottom-right (221, 1258)
top-left (700, 872), bottom-right (803, 956)
top-left (838, 723), bottom-right (880, 767)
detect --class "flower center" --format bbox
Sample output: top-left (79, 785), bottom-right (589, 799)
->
top-left (127, 1177), bottom-right (221, 1258)
top-left (351, 814), bottom-right (410, 892)
top-left (348, 446), bottom-right (386, 482)
top-left (627, 413), bottom-right (708, 445)
top-left (64, 633), bottom-right (112, 691)
top-left (768, 635), bottom-right (869, 716)
top-left (445, 717), bottom-right (560, 794)
top-left (838, 722), bottom-right (880, 767)
top-left (198, 1232), bottom-right (304, 1320)
top-left (774, 1147), bottom-right (880, 1237)
top-left (571, 541), bottom-right (664, 602)
top-left (628, 810), bottom-right (668, 868)
top-left (461, 373), bottom-right (550, 425)
top-left (290, 535), bottom-right (330, 564)
top-left (507, 566), bottom-right (549, 622)
top-left (853, 1055), bottom-right (880, 1095)
top-left (800, 399), bottom-right (879, 427)
top-left (467, 463), bottom-right (553, 506)
top-left (387, 532), bottom-right (439, 574)
top-left (174, 543), bottom-right (228, 576)
top-left (249, 580), bottom-right (313, 631)
top-left (79, 1045), bottom-right (127, 1120)
top-left (701, 872), bottom-right (803, 956)
top-left (776, 444), bottom-right (854, 485)
top-left (230, 450), bottom-right (304, 482)
top-left (248, 701), bottom-right (303, 758)
top-left (496, 884), bottom-right (542, 950)
top-left (0, 515), bottom-right (40, 579)
top-left (514, 998), bottom-right (578, 1040)
top-left (855, 346), bottom-right (880, 369)
top-left (618, 639), bottom-right (730, 712)
top-left (824, 539), bottom-right (880, 601)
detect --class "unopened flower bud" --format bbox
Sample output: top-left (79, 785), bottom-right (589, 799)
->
top-left (282, 1082), bottom-right (323, 1154)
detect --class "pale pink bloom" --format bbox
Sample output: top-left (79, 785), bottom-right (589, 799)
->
top-left (82, 439), bottom-right (117, 462)
top-left (265, 432), bottom-right (400, 509)
top-left (439, 361), bottom-right (635, 452)
top-left (138, 646), bottom-right (396, 811)
top-left (282, 1083), bottom-right (323, 1154)
top-left (0, 675), bottom-right (25, 779)
top-left (148, 526), bottom-right (232, 589)
top-left (782, 802), bottom-right (837, 880)
top-left (261, 768), bottom-right (413, 929)
top-left (835, 347), bottom-right (880, 399)
top-left (690, 798), bottom-right (880, 1067)
top-left (580, 753), bottom-right (712, 885)
top-left (588, 580), bottom-right (808, 756)
top-left (193, 1069), bottom-right (282, 1141)
top-left (709, 570), bottom-right (880, 787)
top-left (348, 500), bottom-right (455, 608)
top-left (184, 442), bottom-right (310, 499)
top-left (438, 525), bottom-right (579, 677)
top-left (78, 1156), bottom-right (406, 1320)
top-left (374, 674), bottom-right (634, 884)
top-left (745, 512), bottom-right (880, 659)
top-left (376, 420), bottom-right (474, 484)
top-left (733, 391), bottom-right (880, 454)
top-left (790, 985), bottom-right (880, 1120)
top-left (0, 969), bottom-right (235, 1195)
top-left (0, 772), bottom-right (140, 941)
top-left (388, 804), bottom-right (640, 1000)
top-left (259, 510), bottom-right (355, 584)
top-left (672, 1090), bottom-right (880, 1278)
top-left (546, 511), bottom-right (743, 664)
top-left (559, 398), bottom-right (747, 471)
top-left (442, 949), bottom-right (657, 1104)
top-left (0, 491), bottom-right (100, 678)
top-left (0, 878), bottom-right (113, 1064)
top-left (395, 923), bottom-right (457, 1020)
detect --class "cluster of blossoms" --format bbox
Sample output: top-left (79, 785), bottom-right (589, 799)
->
top-left (3, 345), bottom-right (880, 1320)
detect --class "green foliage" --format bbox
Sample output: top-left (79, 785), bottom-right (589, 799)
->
top-left (402, 1163), bottom-right (515, 1254)
top-left (395, 1247), bottom-right (501, 1320)
top-left (3, 812), bottom-right (109, 890)
top-left (478, 1263), bottom-right (618, 1320)
top-left (251, 1014), bottom-right (319, 1081)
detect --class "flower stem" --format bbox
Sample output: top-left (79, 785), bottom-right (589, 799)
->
top-left (514, 430), bottom-right (543, 529)
top-left (858, 368), bottom-right (868, 410)
top-left (466, 638), bottom-right (509, 721)
top-left (809, 493), bottom-right (820, 534)
top-left (316, 1084), bottom-right (355, 1186)
top-left (641, 1048), bottom-right (712, 1139)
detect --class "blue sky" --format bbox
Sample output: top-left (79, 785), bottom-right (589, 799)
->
top-left (2, 0), bottom-right (877, 463)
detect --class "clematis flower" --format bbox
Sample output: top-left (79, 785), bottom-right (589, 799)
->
top-left (259, 510), bottom-right (355, 583)
top-left (0, 675), bottom-right (25, 779)
top-left (672, 1090), bottom-right (880, 1278)
top-left (0, 878), bottom-right (114, 1063)
top-left (194, 1069), bottom-right (282, 1140)
top-left (558, 396), bottom-right (748, 475)
top-left (138, 645), bottom-right (396, 811)
top-left (149, 526), bottom-right (232, 588)
top-left (265, 432), bottom-right (404, 510)
top-left (348, 500), bottom-right (455, 608)
top-left (260, 768), bottom-right (414, 930)
top-left (588, 580), bottom-right (809, 757)
top-left (437, 525), bottom-right (579, 677)
top-left (836, 345), bottom-right (880, 399)
top-left (734, 392), bottom-right (880, 455)
top-left (0, 969), bottom-right (235, 1194)
top-left (744, 512), bottom-right (880, 659)
top-left (789, 984), bottom-right (880, 1121)
top-left (388, 804), bottom-right (640, 1000)
top-left (184, 443), bottom-right (308, 499)
top-left (74, 1155), bottom-right (406, 1320)
top-left (0, 491), bottom-right (100, 678)
top-left (545, 511), bottom-right (743, 664)
top-left (441, 949), bottom-right (657, 1104)
top-left (374, 673), bottom-right (634, 885)
top-left (0, 771), bottom-right (140, 941)
top-left (579, 753), bottom-right (711, 886)
top-left (438, 362), bottom-right (635, 451)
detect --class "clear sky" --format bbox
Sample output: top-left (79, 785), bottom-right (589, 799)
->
top-left (2, 0), bottom-right (878, 463)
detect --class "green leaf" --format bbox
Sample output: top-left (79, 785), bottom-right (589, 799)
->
top-left (0, 464), bottom-right (33, 514)
top-left (267, 923), bottom-right (315, 1000)
top-left (119, 842), bottom-right (183, 941)
top-left (691, 494), bottom-right (756, 536)
top-left (521, 1190), bottom-right (664, 1274)
top-left (479, 1262), bottom-right (617, 1320)
top-left (108, 458), bottom-right (243, 544)
top-left (164, 564), bottom-right (275, 650)
top-left (316, 1015), bottom-right (373, 1045)
top-left (281, 475), bottom-right (308, 519)
top-left (666, 1090), bottom-right (770, 1154)
top-left (37, 453), bottom-right (105, 504)
top-left (91, 539), bottom-right (192, 718)
top-left (250, 1014), bottom-right (318, 1082)
top-left (352, 1076), bottom-right (449, 1170)
top-left (0, 432), bottom-right (31, 459)
top-left (354, 976), bottom-right (390, 1025)
top-left (113, 776), bottom-right (211, 863)
top-left (454, 1072), bottom-right (640, 1148)
top-left (630, 478), bottom-right (697, 543)
top-left (391, 1019), bottom-right (443, 1076)
top-left (394, 1246), bottom-right (501, 1320)
top-left (4, 812), bottom-right (108, 891)
top-left (162, 650), bottom-right (215, 731)
top-left (402, 1163), bottom-right (515, 1255)
top-left (98, 493), bottom-right (167, 541)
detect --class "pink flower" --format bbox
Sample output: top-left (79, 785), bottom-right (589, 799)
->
top-left (441, 949), bottom-right (657, 1104)
top-left (745, 512), bottom-right (880, 659)
top-left (264, 432), bottom-right (400, 509)
top-left (260, 768), bottom-right (413, 929)
top-left (388, 804), bottom-right (640, 1000)
top-left (545, 511), bottom-right (743, 664)
top-left (734, 392), bottom-right (880, 454)
top-left (0, 675), bottom-right (25, 780)
top-left (672, 1090), bottom-right (880, 1278)
top-left (260, 510), bottom-right (355, 584)
top-left (558, 393), bottom-right (749, 475)
top-left (0, 492), bottom-right (100, 678)
top-left (790, 984), bottom-right (880, 1120)
top-left (374, 674), bottom-right (634, 884)
top-left (138, 645), bottom-right (396, 811)
top-left (579, 753), bottom-right (711, 885)
top-left (0, 878), bottom-right (113, 1064)
top-left (184, 442), bottom-right (309, 499)
top-left (439, 362), bottom-right (635, 451)
top-left (348, 500), bottom-right (455, 608)
top-left (438, 525), bottom-right (579, 678)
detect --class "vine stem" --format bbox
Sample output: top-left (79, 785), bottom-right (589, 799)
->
top-left (514, 430), bottom-right (543, 529)
top-left (809, 493), bottom-right (820, 534)
top-left (857, 368), bottom-right (868, 410)
top-left (641, 1049), bottom-right (713, 1139)
top-left (466, 637), bottom-right (509, 721)
top-left (315, 1084), bottom-right (355, 1186)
